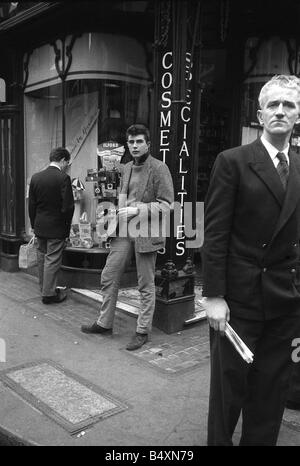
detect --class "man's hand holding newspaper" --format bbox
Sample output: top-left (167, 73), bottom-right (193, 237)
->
top-left (200, 297), bottom-right (253, 364)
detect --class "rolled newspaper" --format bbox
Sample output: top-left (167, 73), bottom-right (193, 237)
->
top-left (224, 322), bottom-right (254, 364)
top-left (199, 298), bottom-right (254, 364)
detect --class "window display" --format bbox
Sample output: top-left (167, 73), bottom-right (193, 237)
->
top-left (64, 78), bottom-right (150, 249)
top-left (24, 33), bottom-right (152, 244)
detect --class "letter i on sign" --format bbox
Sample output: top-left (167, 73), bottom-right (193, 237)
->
top-left (0, 338), bottom-right (6, 362)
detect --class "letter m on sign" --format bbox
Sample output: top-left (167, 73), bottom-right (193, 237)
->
top-left (0, 338), bottom-right (6, 362)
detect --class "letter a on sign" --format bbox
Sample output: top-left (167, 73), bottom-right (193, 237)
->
top-left (0, 338), bottom-right (6, 362)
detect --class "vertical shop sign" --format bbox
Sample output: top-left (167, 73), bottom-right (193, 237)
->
top-left (176, 51), bottom-right (193, 258)
top-left (158, 47), bottom-right (194, 262)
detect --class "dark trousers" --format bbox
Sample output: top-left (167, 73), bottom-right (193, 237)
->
top-left (287, 361), bottom-right (300, 404)
top-left (207, 312), bottom-right (300, 446)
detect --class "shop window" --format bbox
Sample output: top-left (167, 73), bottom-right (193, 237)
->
top-left (23, 32), bottom-right (152, 236)
top-left (65, 78), bottom-right (150, 225)
top-left (241, 36), bottom-right (300, 149)
top-left (24, 82), bottom-right (63, 235)
top-left (198, 48), bottom-right (229, 201)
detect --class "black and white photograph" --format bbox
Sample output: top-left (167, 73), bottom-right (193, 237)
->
top-left (0, 0), bottom-right (299, 452)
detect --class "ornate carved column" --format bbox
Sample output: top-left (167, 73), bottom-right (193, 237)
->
top-left (0, 104), bottom-right (23, 271)
top-left (152, 0), bottom-right (202, 333)
top-left (50, 34), bottom-right (81, 147)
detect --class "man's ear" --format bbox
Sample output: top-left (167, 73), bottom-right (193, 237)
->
top-left (296, 114), bottom-right (300, 125)
top-left (257, 109), bottom-right (263, 125)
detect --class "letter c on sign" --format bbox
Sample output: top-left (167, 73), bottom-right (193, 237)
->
top-left (162, 52), bottom-right (172, 70)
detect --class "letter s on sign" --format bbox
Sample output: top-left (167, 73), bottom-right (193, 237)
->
top-left (291, 338), bottom-right (300, 363)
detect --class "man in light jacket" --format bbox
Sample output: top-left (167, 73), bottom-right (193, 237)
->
top-left (81, 124), bottom-right (174, 351)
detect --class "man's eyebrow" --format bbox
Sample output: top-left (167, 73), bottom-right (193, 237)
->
top-left (128, 138), bottom-right (145, 142)
top-left (267, 99), bottom-right (297, 106)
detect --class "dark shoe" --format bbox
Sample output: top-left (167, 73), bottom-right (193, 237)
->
top-left (286, 400), bottom-right (300, 411)
top-left (56, 286), bottom-right (67, 292)
top-left (42, 289), bottom-right (67, 304)
top-left (81, 322), bottom-right (112, 335)
top-left (126, 332), bottom-right (148, 351)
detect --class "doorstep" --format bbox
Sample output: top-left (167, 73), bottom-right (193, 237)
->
top-left (71, 285), bottom-right (206, 324)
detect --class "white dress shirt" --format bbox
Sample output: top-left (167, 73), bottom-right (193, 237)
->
top-left (49, 162), bottom-right (61, 170)
top-left (260, 136), bottom-right (290, 167)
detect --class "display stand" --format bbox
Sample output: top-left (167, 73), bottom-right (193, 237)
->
top-left (59, 245), bottom-right (137, 289)
top-left (153, 261), bottom-right (196, 334)
top-left (60, 161), bottom-right (131, 289)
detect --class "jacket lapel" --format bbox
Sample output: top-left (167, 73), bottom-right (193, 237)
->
top-left (119, 162), bottom-right (133, 208)
top-left (270, 148), bottom-right (300, 241)
top-left (248, 138), bottom-right (285, 206)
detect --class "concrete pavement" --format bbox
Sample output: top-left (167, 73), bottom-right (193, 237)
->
top-left (0, 270), bottom-right (299, 447)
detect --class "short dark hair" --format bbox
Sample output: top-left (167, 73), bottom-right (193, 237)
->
top-left (126, 124), bottom-right (150, 142)
top-left (49, 147), bottom-right (71, 162)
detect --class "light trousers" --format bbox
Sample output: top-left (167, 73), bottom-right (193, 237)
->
top-left (97, 237), bottom-right (157, 334)
top-left (36, 237), bottom-right (65, 297)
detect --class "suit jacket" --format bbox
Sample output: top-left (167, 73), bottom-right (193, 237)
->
top-left (118, 155), bottom-right (174, 253)
top-left (202, 138), bottom-right (300, 319)
top-left (29, 166), bottom-right (74, 239)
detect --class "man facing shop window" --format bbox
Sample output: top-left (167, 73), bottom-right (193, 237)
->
top-left (81, 124), bottom-right (174, 351)
top-left (202, 75), bottom-right (300, 446)
top-left (28, 147), bottom-right (74, 304)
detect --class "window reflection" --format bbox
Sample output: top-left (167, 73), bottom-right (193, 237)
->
top-left (65, 78), bottom-right (150, 222)
top-left (24, 77), bottom-right (150, 233)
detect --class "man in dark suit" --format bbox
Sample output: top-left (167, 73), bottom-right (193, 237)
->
top-left (202, 75), bottom-right (300, 445)
top-left (81, 124), bottom-right (174, 350)
top-left (29, 147), bottom-right (74, 304)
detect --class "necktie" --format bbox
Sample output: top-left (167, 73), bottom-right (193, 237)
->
top-left (276, 152), bottom-right (289, 190)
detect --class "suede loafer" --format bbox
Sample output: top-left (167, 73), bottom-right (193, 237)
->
top-left (126, 332), bottom-right (148, 351)
top-left (42, 289), bottom-right (67, 304)
top-left (81, 322), bottom-right (112, 335)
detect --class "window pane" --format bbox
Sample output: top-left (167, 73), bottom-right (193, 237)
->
top-left (65, 78), bottom-right (150, 225)
top-left (24, 83), bottom-right (62, 235)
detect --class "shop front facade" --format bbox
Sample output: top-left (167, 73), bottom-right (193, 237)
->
top-left (0, 0), bottom-right (300, 330)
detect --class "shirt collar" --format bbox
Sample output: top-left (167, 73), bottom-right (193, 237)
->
top-left (260, 135), bottom-right (289, 163)
top-left (49, 162), bottom-right (61, 170)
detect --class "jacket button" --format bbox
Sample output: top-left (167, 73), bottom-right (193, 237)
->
top-left (262, 243), bottom-right (267, 248)
top-left (291, 268), bottom-right (296, 273)
top-left (294, 243), bottom-right (298, 247)
top-left (263, 267), bottom-right (267, 272)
